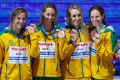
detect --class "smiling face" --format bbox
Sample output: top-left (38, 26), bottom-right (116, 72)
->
top-left (43, 7), bottom-right (56, 24)
top-left (13, 12), bottom-right (26, 29)
top-left (90, 9), bottom-right (103, 28)
top-left (10, 8), bottom-right (27, 31)
top-left (70, 9), bottom-right (82, 29)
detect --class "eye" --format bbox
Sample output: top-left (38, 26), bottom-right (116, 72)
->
top-left (72, 15), bottom-right (76, 18)
top-left (96, 16), bottom-right (100, 18)
top-left (90, 16), bottom-right (94, 19)
top-left (46, 13), bottom-right (50, 16)
top-left (22, 18), bottom-right (26, 20)
top-left (17, 17), bottom-right (21, 20)
top-left (51, 14), bottom-right (55, 17)
top-left (78, 14), bottom-right (81, 17)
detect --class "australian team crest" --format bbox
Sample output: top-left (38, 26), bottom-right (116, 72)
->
top-left (9, 40), bottom-right (13, 46)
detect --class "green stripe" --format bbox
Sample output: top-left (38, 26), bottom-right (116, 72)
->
top-left (6, 64), bottom-right (8, 80)
top-left (43, 58), bottom-right (46, 76)
top-left (0, 31), bottom-right (5, 36)
top-left (111, 32), bottom-right (117, 51)
top-left (81, 59), bottom-right (84, 77)
top-left (104, 27), bottom-right (117, 51)
top-left (19, 64), bottom-right (21, 80)
top-left (79, 31), bottom-right (84, 77)
top-left (18, 38), bottom-right (21, 80)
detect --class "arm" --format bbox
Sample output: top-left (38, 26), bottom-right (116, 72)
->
top-left (26, 25), bottom-right (40, 58)
top-left (58, 38), bottom-right (76, 60)
top-left (0, 37), bottom-right (4, 73)
top-left (29, 32), bottom-right (40, 58)
top-left (58, 29), bottom-right (77, 60)
top-left (96, 30), bottom-right (117, 66)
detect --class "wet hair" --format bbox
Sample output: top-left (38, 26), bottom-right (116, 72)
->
top-left (9, 7), bottom-right (27, 29)
top-left (39, 3), bottom-right (57, 26)
top-left (66, 4), bottom-right (84, 29)
top-left (89, 5), bottom-right (108, 27)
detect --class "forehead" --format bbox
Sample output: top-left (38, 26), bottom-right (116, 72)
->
top-left (44, 7), bottom-right (56, 14)
top-left (17, 12), bottom-right (26, 16)
top-left (90, 9), bottom-right (101, 16)
top-left (15, 12), bottom-right (26, 19)
top-left (70, 9), bottom-right (81, 15)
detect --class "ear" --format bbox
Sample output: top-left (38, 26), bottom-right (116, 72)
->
top-left (42, 12), bottom-right (45, 16)
top-left (102, 14), bottom-right (104, 19)
top-left (66, 17), bottom-right (70, 24)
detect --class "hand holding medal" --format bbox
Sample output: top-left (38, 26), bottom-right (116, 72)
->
top-left (26, 24), bottom-right (37, 34)
top-left (58, 29), bottom-right (65, 38)
top-left (90, 29), bottom-right (100, 42)
top-left (70, 29), bottom-right (78, 46)
top-left (70, 29), bottom-right (78, 42)
top-left (92, 33), bottom-right (100, 42)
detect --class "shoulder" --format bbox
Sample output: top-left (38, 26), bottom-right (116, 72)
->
top-left (0, 31), bottom-right (6, 36)
top-left (104, 26), bottom-right (115, 33)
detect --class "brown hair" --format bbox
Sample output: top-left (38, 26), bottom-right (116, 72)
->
top-left (89, 5), bottom-right (108, 27)
top-left (39, 3), bottom-right (57, 26)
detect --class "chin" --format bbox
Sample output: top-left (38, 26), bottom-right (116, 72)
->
top-left (17, 25), bottom-right (23, 29)
top-left (93, 23), bottom-right (99, 26)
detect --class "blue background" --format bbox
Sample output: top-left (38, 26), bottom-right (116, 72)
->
top-left (0, 0), bottom-right (120, 75)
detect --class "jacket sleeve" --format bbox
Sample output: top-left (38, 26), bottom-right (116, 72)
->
top-left (58, 33), bottom-right (76, 61)
top-left (0, 37), bottom-right (4, 70)
top-left (29, 32), bottom-right (40, 58)
top-left (96, 30), bottom-right (117, 66)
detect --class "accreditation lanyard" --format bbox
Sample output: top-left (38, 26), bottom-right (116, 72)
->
top-left (40, 25), bottom-right (57, 42)
top-left (77, 27), bottom-right (81, 42)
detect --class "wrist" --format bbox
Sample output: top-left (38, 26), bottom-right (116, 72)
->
top-left (69, 40), bottom-right (77, 47)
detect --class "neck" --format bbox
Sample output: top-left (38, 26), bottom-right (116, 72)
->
top-left (74, 25), bottom-right (79, 30)
top-left (13, 27), bottom-right (21, 34)
top-left (96, 26), bottom-right (100, 31)
top-left (43, 23), bottom-right (52, 32)
top-left (96, 23), bottom-right (103, 31)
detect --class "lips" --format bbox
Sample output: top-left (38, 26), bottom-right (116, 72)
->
top-left (47, 19), bottom-right (53, 22)
top-left (19, 23), bottom-right (24, 26)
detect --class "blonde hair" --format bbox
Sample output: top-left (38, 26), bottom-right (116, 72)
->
top-left (66, 4), bottom-right (89, 39)
top-left (66, 4), bottom-right (84, 29)
top-left (9, 7), bottom-right (27, 29)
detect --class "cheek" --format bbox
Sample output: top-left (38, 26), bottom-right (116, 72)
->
top-left (71, 18), bottom-right (75, 23)
top-left (97, 16), bottom-right (103, 21)
top-left (44, 15), bottom-right (48, 19)
top-left (13, 20), bottom-right (18, 24)
top-left (90, 18), bottom-right (94, 23)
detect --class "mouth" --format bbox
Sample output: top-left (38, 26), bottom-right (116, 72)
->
top-left (47, 19), bottom-right (53, 22)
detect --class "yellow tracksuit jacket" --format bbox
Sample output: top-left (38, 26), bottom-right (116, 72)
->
top-left (32, 25), bottom-right (66, 77)
top-left (90, 25), bottom-right (117, 79)
top-left (60, 28), bottom-right (91, 79)
top-left (0, 28), bottom-right (39, 80)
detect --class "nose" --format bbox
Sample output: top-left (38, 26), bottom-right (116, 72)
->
top-left (93, 17), bottom-right (97, 21)
top-left (20, 19), bottom-right (23, 23)
top-left (20, 19), bottom-right (25, 24)
top-left (76, 16), bottom-right (81, 21)
top-left (49, 15), bottom-right (52, 19)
